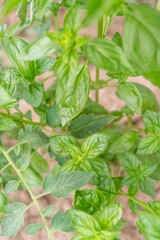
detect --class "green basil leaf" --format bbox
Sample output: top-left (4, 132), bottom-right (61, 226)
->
top-left (74, 189), bottom-right (105, 214)
top-left (0, 116), bottom-right (17, 131)
top-left (148, 201), bottom-right (160, 215)
top-left (64, 5), bottom-right (81, 35)
top-left (49, 135), bottom-right (77, 157)
top-left (137, 135), bottom-right (160, 155)
top-left (30, 0), bottom-right (52, 23)
top-left (137, 212), bottom-right (160, 240)
top-left (84, 39), bottom-right (131, 71)
top-left (70, 210), bottom-right (101, 237)
top-left (2, 37), bottom-right (36, 81)
top-left (51, 210), bottom-right (73, 232)
top-left (143, 110), bottom-right (160, 134)
top-left (138, 178), bottom-right (155, 197)
top-left (96, 204), bottom-right (122, 230)
top-left (21, 34), bottom-right (60, 60)
top-left (46, 103), bottom-right (61, 128)
top-left (0, 0), bottom-right (21, 18)
top-left (56, 61), bottom-right (90, 126)
top-left (85, 0), bottom-right (123, 24)
top-left (0, 86), bottom-right (17, 109)
top-left (68, 114), bottom-right (118, 138)
top-left (81, 134), bottom-right (108, 159)
top-left (123, 4), bottom-right (160, 86)
top-left (43, 171), bottom-right (94, 198)
top-left (36, 56), bottom-right (56, 75)
top-left (109, 131), bottom-right (138, 154)
top-left (16, 0), bottom-right (27, 25)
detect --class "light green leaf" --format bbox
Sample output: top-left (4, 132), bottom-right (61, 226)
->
top-left (21, 34), bottom-right (60, 60)
top-left (5, 180), bottom-right (19, 193)
top-left (64, 5), bottom-right (81, 35)
top-left (139, 178), bottom-right (155, 197)
top-left (81, 134), bottom-right (108, 159)
top-left (43, 205), bottom-right (55, 217)
top-left (117, 82), bottom-right (142, 114)
top-left (30, 151), bottom-right (48, 173)
top-left (137, 212), bottom-right (160, 240)
top-left (85, 0), bottom-right (123, 24)
top-left (123, 4), bottom-right (160, 86)
top-left (68, 114), bottom-right (118, 138)
top-left (1, 212), bottom-right (24, 236)
top-left (36, 57), bottom-right (56, 75)
top-left (0, 86), bottom-right (17, 109)
top-left (16, 0), bottom-right (27, 24)
top-left (19, 82), bottom-right (43, 107)
top-left (56, 61), bottom-right (90, 126)
top-left (43, 171), bottom-right (94, 198)
top-left (2, 37), bottom-right (36, 81)
top-left (70, 210), bottom-right (101, 237)
top-left (96, 204), bottom-right (122, 230)
top-left (109, 131), bottom-right (138, 154)
top-left (30, 0), bottom-right (52, 23)
top-left (0, 0), bottom-right (21, 18)
top-left (0, 116), bottom-right (17, 131)
top-left (143, 110), bottom-right (160, 134)
top-left (137, 135), bottom-right (160, 155)
top-left (49, 134), bottom-right (77, 157)
top-left (25, 223), bottom-right (43, 235)
top-left (51, 210), bottom-right (73, 232)
top-left (84, 39), bottom-right (131, 71)
top-left (148, 201), bottom-right (160, 215)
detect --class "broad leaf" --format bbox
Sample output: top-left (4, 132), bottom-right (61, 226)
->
top-left (123, 4), bottom-right (160, 86)
top-left (5, 180), bottom-right (19, 193)
top-left (70, 210), bottom-right (101, 237)
top-left (43, 171), bottom-right (94, 198)
top-left (68, 114), bottom-right (118, 138)
top-left (137, 135), bottom-right (160, 155)
top-left (56, 61), bottom-right (90, 126)
top-left (84, 39), bottom-right (132, 71)
top-left (143, 110), bottom-right (160, 134)
top-left (1, 212), bottom-right (24, 237)
top-left (81, 134), bottom-right (108, 159)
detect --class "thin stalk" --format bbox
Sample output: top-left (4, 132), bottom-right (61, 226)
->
top-left (95, 18), bottom-right (103, 102)
top-left (157, 0), bottom-right (160, 10)
top-left (0, 112), bottom-right (45, 127)
top-left (0, 146), bottom-right (53, 240)
top-left (0, 163), bottom-right (10, 175)
top-left (118, 192), bottom-right (155, 215)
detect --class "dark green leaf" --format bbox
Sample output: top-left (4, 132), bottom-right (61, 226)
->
top-left (68, 114), bottom-right (118, 138)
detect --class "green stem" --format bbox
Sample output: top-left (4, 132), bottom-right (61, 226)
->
top-left (118, 192), bottom-right (155, 215)
top-left (95, 18), bottom-right (103, 103)
top-left (157, 0), bottom-right (160, 10)
top-left (0, 163), bottom-right (10, 175)
top-left (0, 146), bottom-right (53, 240)
top-left (0, 112), bottom-right (45, 127)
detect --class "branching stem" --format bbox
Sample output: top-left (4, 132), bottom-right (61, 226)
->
top-left (118, 192), bottom-right (155, 215)
top-left (0, 146), bottom-right (53, 240)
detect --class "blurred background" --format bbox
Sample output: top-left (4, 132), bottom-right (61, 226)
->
top-left (0, 0), bottom-right (159, 239)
